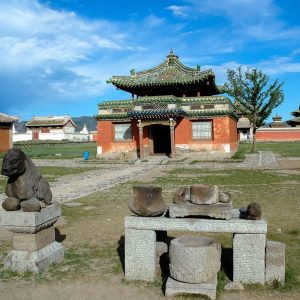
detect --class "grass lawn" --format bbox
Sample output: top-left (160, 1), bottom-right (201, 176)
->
top-left (0, 166), bottom-right (98, 194)
top-left (12, 142), bottom-right (97, 159)
top-left (0, 166), bottom-right (299, 299)
top-left (232, 141), bottom-right (300, 160)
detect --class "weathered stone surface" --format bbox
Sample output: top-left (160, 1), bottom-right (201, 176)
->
top-left (190, 185), bottom-right (219, 205)
top-left (2, 203), bottom-right (61, 233)
top-left (21, 198), bottom-right (41, 212)
top-left (219, 192), bottom-right (231, 203)
top-left (265, 241), bottom-right (285, 285)
top-left (128, 186), bottom-right (166, 217)
top-left (4, 241), bottom-right (64, 273)
top-left (1, 149), bottom-right (52, 211)
top-left (173, 186), bottom-right (190, 204)
top-left (245, 202), bottom-right (262, 220)
top-left (13, 226), bottom-right (55, 251)
top-left (125, 229), bottom-right (156, 281)
top-left (124, 216), bottom-right (267, 234)
top-left (169, 236), bottom-right (221, 283)
top-left (156, 241), bottom-right (168, 277)
top-left (2, 197), bottom-right (20, 211)
top-left (169, 201), bottom-right (232, 220)
top-left (156, 241), bottom-right (168, 257)
top-left (224, 281), bottom-right (245, 290)
top-left (233, 233), bottom-right (266, 284)
top-left (165, 275), bottom-right (217, 300)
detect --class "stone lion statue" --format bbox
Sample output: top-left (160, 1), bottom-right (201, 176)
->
top-left (1, 149), bottom-right (52, 212)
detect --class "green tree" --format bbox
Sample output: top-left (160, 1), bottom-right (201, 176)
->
top-left (224, 67), bottom-right (284, 152)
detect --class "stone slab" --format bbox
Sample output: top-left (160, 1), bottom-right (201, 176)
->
top-left (4, 241), bottom-right (64, 273)
top-left (124, 216), bottom-right (267, 234)
top-left (265, 241), bottom-right (285, 285)
top-left (169, 201), bottom-right (232, 220)
top-left (13, 226), bottom-right (55, 251)
top-left (125, 229), bottom-right (156, 282)
top-left (233, 233), bottom-right (266, 284)
top-left (1, 203), bottom-right (61, 233)
top-left (165, 275), bottom-right (217, 300)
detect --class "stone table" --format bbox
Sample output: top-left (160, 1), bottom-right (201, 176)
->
top-left (124, 213), bottom-right (267, 284)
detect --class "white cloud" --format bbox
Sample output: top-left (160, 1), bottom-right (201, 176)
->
top-left (166, 5), bottom-right (189, 18)
top-left (185, 0), bottom-right (300, 42)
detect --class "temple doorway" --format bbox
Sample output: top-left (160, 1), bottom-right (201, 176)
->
top-left (149, 125), bottom-right (171, 155)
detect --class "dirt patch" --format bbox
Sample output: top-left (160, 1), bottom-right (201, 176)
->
top-left (278, 159), bottom-right (300, 169)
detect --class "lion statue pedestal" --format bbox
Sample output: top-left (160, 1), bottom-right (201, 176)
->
top-left (0, 149), bottom-right (64, 273)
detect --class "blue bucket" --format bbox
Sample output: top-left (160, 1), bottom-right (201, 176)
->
top-left (83, 151), bottom-right (89, 160)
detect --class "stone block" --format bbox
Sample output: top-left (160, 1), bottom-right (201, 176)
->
top-left (233, 233), bottom-right (266, 284)
top-left (173, 186), bottom-right (190, 204)
top-left (265, 241), bottom-right (285, 285)
top-left (169, 201), bottom-right (232, 220)
top-left (165, 275), bottom-right (217, 300)
top-left (190, 185), bottom-right (219, 205)
top-left (13, 226), bottom-right (55, 251)
top-left (4, 241), bottom-right (64, 273)
top-left (124, 216), bottom-right (267, 234)
top-left (125, 229), bottom-right (156, 282)
top-left (1, 203), bottom-right (61, 233)
top-left (169, 236), bottom-right (221, 283)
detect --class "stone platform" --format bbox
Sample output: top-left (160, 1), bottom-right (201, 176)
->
top-left (165, 275), bottom-right (217, 299)
top-left (5, 241), bottom-right (64, 273)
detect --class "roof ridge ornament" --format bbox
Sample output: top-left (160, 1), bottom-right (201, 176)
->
top-left (167, 49), bottom-right (178, 65)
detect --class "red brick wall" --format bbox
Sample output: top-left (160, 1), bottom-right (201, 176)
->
top-left (97, 116), bottom-right (238, 154)
top-left (97, 120), bottom-right (138, 153)
top-left (0, 126), bottom-right (12, 153)
top-left (175, 116), bottom-right (237, 152)
top-left (256, 129), bottom-right (300, 141)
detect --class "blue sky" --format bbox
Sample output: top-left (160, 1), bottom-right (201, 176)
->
top-left (0, 0), bottom-right (299, 122)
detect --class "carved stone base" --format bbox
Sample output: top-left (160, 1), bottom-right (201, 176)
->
top-left (4, 241), bottom-right (64, 273)
top-left (165, 275), bottom-right (217, 300)
top-left (1, 203), bottom-right (61, 233)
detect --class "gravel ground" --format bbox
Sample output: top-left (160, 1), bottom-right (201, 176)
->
top-left (0, 151), bottom-right (293, 203)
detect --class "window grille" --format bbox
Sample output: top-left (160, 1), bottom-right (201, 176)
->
top-left (114, 123), bottom-right (132, 140)
top-left (190, 104), bottom-right (215, 110)
top-left (112, 108), bottom-right (132, 113)
top-left (192, 121), bottom-right (212, 139)
top-left (142, 104), bottom-right (168, 110)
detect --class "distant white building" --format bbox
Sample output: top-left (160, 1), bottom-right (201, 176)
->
top-left (13, 116), bottom-right (90, 142)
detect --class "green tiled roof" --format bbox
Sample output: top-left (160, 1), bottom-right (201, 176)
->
top-left (98, 100), bottom-right (133, 109)
top-left (96, 113), bottom-right (130, 121)
top-left (107, 50), bottom-right (215, 88)
top-left (135, 95), bottom-right (181, 104)
top-left (99, 96), bottom-right (231, 108)
top-left (128, 109), bottom-right (186, 120)
top-left (185, 110), bottom-right (239, 120)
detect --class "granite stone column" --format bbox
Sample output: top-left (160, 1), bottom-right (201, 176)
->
top-left (169, 118), bottom-right (176, 158)
top-left (138, 120), bottom-right (144, 159)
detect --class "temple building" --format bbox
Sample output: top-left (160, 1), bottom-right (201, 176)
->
top-left (0, 113), bottom-right (18, 153)
top-left (287, 105), bottom-right (300, 127)
top-left (96, 50), bottom-right (238, 158)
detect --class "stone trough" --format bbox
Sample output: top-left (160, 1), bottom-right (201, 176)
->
top-left (166, 236), bottom-right (221, 299)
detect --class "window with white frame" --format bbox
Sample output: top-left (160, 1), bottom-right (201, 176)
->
top-left (192, 121), bottom-right (212, 139)
top-left (114, 123), bottom-right (132, 141)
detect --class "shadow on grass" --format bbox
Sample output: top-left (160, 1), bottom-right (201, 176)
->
top-left (117, 235), bottom-right (125, 274)
top-left (55, 228), bottom-right (66, 243)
